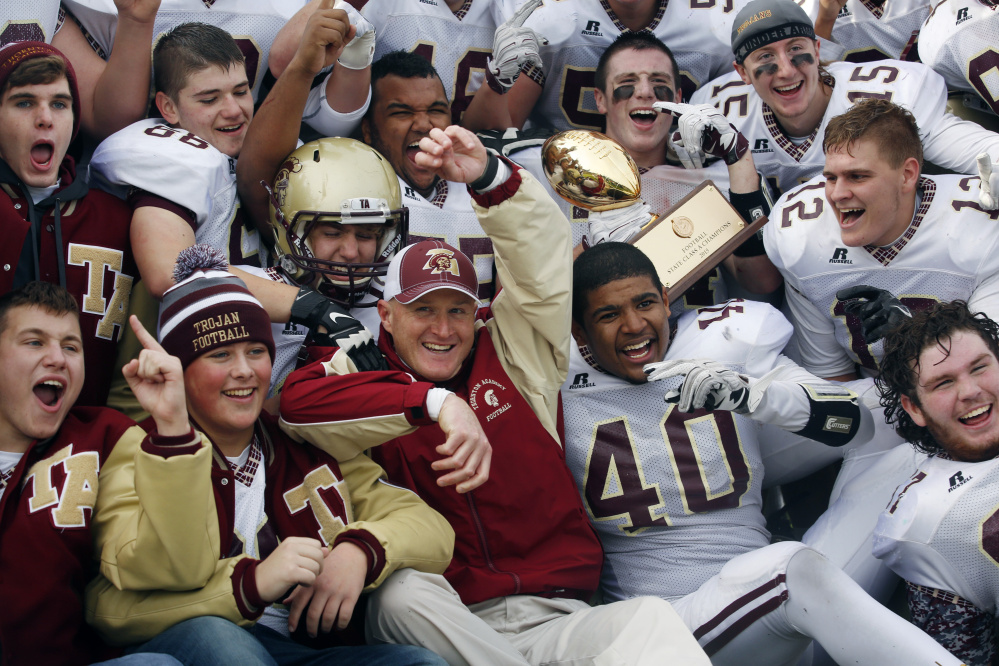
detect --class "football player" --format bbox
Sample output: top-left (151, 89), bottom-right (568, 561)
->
top-left (803, 0), bottom-right (927, 62)
top-left (464, 0), bottom-right (738, 133)
top-left (874, 300), bottom-right (999, 665)
top-left (766, 99), bottom-right (999, 386)
top-left (254, 137), bottom-right (407, 395)
top-left (91, 23), bottom-right (383, 401)
top-left (233, 0), bottom-right (404, 396)
top-left (0, 41), bottom-right (136, 405)
top-left (918, 0), bottom-right (999, 118)
top-left (691, 0), bottom-right (999, 195)
top-left (506, 32), bottom-right (781, 311)
top-left (1, 0), bottom-right (160, 140)
top-left (360, 50), bottom-right (501, 304)
top-left (562, 241), bottom-right (963, 665)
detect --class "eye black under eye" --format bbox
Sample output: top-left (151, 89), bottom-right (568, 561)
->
top-left (753, 63), bottom-right (779, 78)
top-left (653, 86), bottom-right (673, 102)
top-left (790, 53), bottom-right (814, 68)
top-left (612, 85), bottom-right (635, 101)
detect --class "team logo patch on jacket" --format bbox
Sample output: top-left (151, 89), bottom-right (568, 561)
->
top-left (469, 378), bottom-right (512, 422)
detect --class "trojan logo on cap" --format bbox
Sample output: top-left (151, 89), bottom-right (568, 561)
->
top-left (382, 239), bottom-right (480, 304)
top-left (424, 248), bottom-right (461, 276)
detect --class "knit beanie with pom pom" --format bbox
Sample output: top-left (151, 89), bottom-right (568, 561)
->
top-left (158, 244), bottom-right (275, 368)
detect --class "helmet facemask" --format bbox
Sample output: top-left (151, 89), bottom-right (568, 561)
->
top-left (268, 138), bottom-right (409, 308)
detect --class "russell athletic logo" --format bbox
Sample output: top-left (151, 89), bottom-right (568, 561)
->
top-left (423, 248), bottom-right (461, 276)
top-left (569, 372), bottom-right (597, 389)
top-left (582, 20), bottom-right (602, 36)
top-left (829, 248), bottom-right (853, 264)
top-left (948, 470), bottom-right (971, 491)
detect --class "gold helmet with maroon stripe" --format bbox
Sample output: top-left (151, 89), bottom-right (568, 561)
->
top-left (269, 138), bottom-right (408, 307)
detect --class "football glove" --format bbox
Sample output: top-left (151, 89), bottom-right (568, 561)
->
top-left (487, 0), bottom-right (547, 92)
top-left (336, 0), bottom-right (375, 70)
top-left (586, 201), bottom-right (654, 245)
top-left (978, 153), bottom-right (999, 210)
top-left (836, 285), bottom-right (912, 344)
top-left (654, 101), bottom-right (748, 169)
top-left (290, 286), bottom-right (387, 371)
top-left (644, 359), bottom-right (750, 412)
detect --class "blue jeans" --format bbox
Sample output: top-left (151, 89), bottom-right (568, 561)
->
top-left (127, 616), bottom-right (277, 666)
top-left (96, 655), bottom-right (183, 666)
top-left (130, 616), bottom-right (446, 666)
top-left (250, 624), bottom-right (447, 666)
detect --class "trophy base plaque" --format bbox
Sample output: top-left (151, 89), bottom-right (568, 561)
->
top-left (630, 181), bottom-right (769, 300)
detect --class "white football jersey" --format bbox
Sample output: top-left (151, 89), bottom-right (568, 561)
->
top-left (400, 177), bottom-right (496, 304)
top-left (874, 453), bottom-right (999, 614)
top-left (562, 300), bottom-right (797, 600)
top-left (691, 59), bottom-right (999, 195)
top-left (919, 0), bottom-right (999, 116)
top-left (800, 0), bottom-right (928, 61)
top-left (764, 173), bottom-right (999, 378)
top-left (64, 0), bottom-right (305, 100)
top-left (0, 0), bottom-right (62, 45)
top-left (92, 118), bottom-right (266, 268)
top-left (507, 0), bottom-right (738, 131)
top-left (360, 0), bottom-right (503, 123)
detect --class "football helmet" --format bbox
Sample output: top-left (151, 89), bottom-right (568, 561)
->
top-left (269, 138), bottom-right (408, 307)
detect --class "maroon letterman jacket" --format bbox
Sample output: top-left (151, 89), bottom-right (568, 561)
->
top-left (0, 408), bottom-right (208, 665)
top-left (0, 157), bottom-right (136, 406)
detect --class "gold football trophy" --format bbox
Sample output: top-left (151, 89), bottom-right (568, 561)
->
top-left (541, 130), bottom-right (768, 299)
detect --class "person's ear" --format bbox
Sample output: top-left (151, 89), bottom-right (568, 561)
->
top-left (734, 62), bottom-right (751, 86)
top-left (361, 117), bottom-right (372, 146)
top-left (377, 299), bottom-right (393, 334)
top-left (900, 393), bottom-right (926, 427)
top-left (594, 86), bottom-right (608, 115)
top-left (156, 91), bottom-right (180, 125)
top-left (571, 318), bottom-right (589, 347)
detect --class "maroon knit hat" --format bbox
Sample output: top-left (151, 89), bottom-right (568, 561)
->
top-left (382, 239), bottom-right (480, 304)
top-left (0, 41), bottom-right (82, 140)
top-left (158, 245), bottom-right (275, 368)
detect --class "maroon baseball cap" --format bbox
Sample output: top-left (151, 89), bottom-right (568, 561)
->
top-left (0, 41), bottom-right (82, 140)
top-left (382, 239), bottom-right (480, 304)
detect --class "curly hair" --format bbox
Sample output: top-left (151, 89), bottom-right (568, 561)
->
top-left (876, 301), bottom-right (999, 454)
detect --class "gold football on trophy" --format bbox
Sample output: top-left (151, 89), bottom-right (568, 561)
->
top-left (541, 130), bottom-right (641, 211)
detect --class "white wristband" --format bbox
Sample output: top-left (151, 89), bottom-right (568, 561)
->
top-left (427, 388), bottom-right (453, 421)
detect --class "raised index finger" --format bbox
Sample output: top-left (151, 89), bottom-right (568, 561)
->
top-left (320, 0), bottom-right (336, 11)
top-left (129, 314), bottom-right (167, 354)
top-left (652, 101), bottom-right (690, 116)
top-left (509, 0), bottom-right (542, 27)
